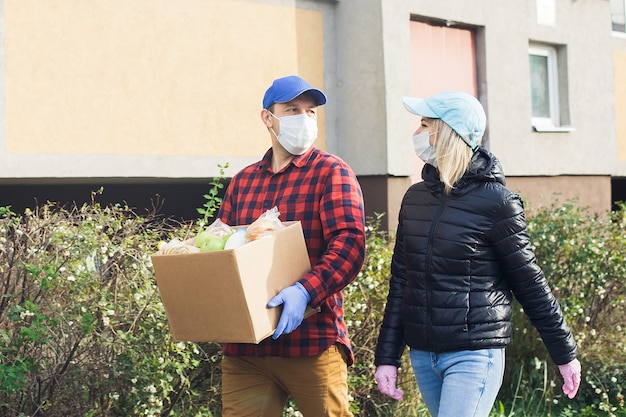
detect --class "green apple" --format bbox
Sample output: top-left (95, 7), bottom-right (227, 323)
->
top-left (195, 231), bottom-right (225, 252)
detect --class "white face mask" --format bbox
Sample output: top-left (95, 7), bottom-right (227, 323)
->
top-left (269, 112), bottom-right (318, 155)
top-left (412, 131), bottom-right (437, 167)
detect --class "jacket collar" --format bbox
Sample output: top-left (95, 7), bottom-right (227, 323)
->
top-left (422, 147), bottom-right (506, 193)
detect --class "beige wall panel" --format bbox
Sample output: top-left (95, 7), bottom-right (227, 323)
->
top-left (409, 21), bottom-right (477, 98)
top-left (616, 51), bottom-right (626, 161)
top-left (375, 175), bottom-right (611, 235)
top-left (506, 176), bottom-right (611, 215)
top-left (4, 0), bottom-right (324, 157)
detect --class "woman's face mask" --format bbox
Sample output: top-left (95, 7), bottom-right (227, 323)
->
top-left (269, 111), bottom-right (318, 155)
top-left (412, 131), bottom-right (437, 167)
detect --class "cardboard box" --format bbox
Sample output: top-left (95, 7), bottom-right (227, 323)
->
top-left (151, 221), bottom-right (312, 343)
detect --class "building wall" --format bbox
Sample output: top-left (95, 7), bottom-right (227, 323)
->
top-left (368, 0), bottom-right (621, 230)
top-left (0, 0), bottom-right (329, 180)
top-left (615, 49), bottom-right (626, 161)
top-left (376, 0), bottom-right (621, 178)
top-left (506, 176), bottom-right (612, 216)
top-left (1, 0), bottom-right (624, 231)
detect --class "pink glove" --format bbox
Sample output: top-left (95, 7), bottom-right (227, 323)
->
top-left (375, 365), bottom-right (404, 401)
top-left (558, 359), bottom-right (582, 399)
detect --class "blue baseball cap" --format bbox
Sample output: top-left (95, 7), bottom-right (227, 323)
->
top-left (402, 91), bottom-right (486, 150)
top-left (262, 75), bottom-right (327, 109)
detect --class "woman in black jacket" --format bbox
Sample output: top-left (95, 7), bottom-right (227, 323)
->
top-left (374, 91), bottom-right (581, 417)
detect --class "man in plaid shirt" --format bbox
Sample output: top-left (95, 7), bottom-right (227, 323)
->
top-left (217, 75), bottom-right (366, 416)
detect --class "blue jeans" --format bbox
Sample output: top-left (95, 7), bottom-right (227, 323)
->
top-left (409, 348), bottom-right (505, 417)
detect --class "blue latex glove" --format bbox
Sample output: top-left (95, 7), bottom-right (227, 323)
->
top-left (267, 282), bottom-right (311, 339)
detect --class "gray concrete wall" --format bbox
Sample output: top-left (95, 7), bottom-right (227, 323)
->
top-left (334, 0), bottom-right (624, 178)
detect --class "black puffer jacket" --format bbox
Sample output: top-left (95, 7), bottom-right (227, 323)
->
top-left (375, 148), bottom-right (578, 368)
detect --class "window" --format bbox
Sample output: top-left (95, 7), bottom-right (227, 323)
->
top-left (612, 0), bottom-right (626, 33)
top-left (529, 45), bottom-right (559, 129)
top-left (528, 43), bottom-right (573, 132)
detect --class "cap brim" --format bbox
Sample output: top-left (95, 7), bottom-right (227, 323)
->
top-left (402, 96), bottom-right (439, 118)
top-left (276, 88), bottom-right (327, 107)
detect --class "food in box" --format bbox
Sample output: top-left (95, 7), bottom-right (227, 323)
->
top-left (151, 218), bottom-right (312, 343)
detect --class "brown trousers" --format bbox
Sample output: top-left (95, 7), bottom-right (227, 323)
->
top-left (221, 344), bottom-right (353, 417)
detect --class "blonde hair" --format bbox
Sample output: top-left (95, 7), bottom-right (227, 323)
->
top-left (426, 118), bottom-right (476, 194)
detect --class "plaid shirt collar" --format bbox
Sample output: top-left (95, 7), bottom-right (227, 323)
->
top-left (259, 146), bottom-right (316, 172)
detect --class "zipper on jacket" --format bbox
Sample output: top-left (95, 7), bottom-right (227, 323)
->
top-left (425, 193), bottom-right (447, 352)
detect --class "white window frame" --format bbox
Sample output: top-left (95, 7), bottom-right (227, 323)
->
top-left (529, 44), bottom-right (561, 131)
top-left (611, 0), bottom-right (626, 34)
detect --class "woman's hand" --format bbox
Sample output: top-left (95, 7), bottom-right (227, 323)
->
top-left (375, 365), bottom-right (404, 401)
top-left (558, 358), bottom-right (582, 399)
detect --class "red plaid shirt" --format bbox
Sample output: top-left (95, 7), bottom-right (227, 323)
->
top-left (217, 146), bottom-right (366, 365)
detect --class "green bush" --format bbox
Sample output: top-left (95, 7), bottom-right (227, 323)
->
top-left (497, 198), bottom-right (626, 417)
top-left (1, 194), bottom-right (625, 416)
top-left (0, 197), bottom-right (220, 416)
